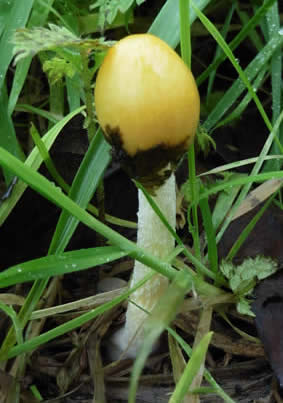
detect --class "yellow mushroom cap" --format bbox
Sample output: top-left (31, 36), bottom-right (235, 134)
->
top-left (95, 34), bottom-right (200, 183)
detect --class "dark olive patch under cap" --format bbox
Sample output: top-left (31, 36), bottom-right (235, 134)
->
top-left (105, 124), bottom-right (189, 192)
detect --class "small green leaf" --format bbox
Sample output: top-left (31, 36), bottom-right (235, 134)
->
top-left (237, 298), bottom-right (255, 317)
top-left (219, 261), bottom-right (234, 279)
top-left (90, 0), bottom-right (145, 28)
top-left (251, 256), bottom-right (278, 280)
top-left (43, 57), bottom-right (76, 84)
top-left (220, 256), bottom-right (278, 293)
top-left (196, 125), bottom-right (216, 157)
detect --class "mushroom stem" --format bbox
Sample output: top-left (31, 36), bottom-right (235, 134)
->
top-left (111, 173), bottom-right (176, 358)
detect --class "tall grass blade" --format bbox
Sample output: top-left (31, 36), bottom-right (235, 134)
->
top-left (0, 106), bottom-right (85, 226)
top-left (168, 332), bottom-right (213, 403)
top-left (263, 2), bottom-right (282, 171)
top-left (149, 0), bottom-right (210, 47)
top-left (49, 129), bottom-right (111, 254)
top-left (0, 0), bottom-right (34, 89)
top-left (129, 270), bottom-right (192, 403)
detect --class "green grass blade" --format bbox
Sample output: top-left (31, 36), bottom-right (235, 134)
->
top-left (263, 2), bottom-right (282, 172)
top-left (66, 74), bottom-right (82, 111)
top-left (7, 58), bottom-right (32, 116)
top-left (8, 0), bottom-right (55, 115)
top-left (149, 0), bottom-right (210, 47)
top-left (0, 247), bottom-right (127, 288)
top-left (179, 0), bottom-right (191, 68)
top-left (49, 129), bottom-right (111, 254)
top-left (3, 272), bottom-right (154, 361)
top-left (0, 106), bottom-right (85, 226)
top-left (178, 0), bottom-right (201, 262)
top-left (135, 180), bottom-right (219, 281)
top-left (0, 106), bottom-right (85, 354)
top-left (167, 327), bottom-right (235, 402)
top-left (48, 77), bottom-right (64, 119)
top-left (197, 0), bottom-right (277, 85)
top-left (29, 120), bottom-right (136, 230)
top-left (202, 33), bottom-right (283, 133)
top-left (226, 193), bottom-right (276, 261)
top-left (129, 270), bottom-right (192, 403)
top-left (0, 0), bottom-right (34, 89)
top-left (0, 141), bottom-right (175, 355)
top-left (215, 109), bottom-right (283, 244)
top-left (199, 193), bottom-right (218, 275)
top-left (199, 156), bottom-right (283, 177)
top-left (236, 5), bottom-right (263, 51)
top-left (192, 1), bottom-right (273, 135)
top-left (168, 332), bottom-right (213, 402)
top-left (211, 175), bottom-right (242, 231)
top-left (0, 147), bottom-right (177, 281)
top-left (15, 104), bottom-right (60, 123)
top-left (215, 67), bottom-right (267, 129)
top-left (206, 3), bottom-right (235, 99)
top-left (200, 171), bottom-right (283, 201)
top-left (0, 1), bottom-right (11, 37)
top-left (28, 0), bottom-right (55, 28)
top-left (0, 303), bottom-right (23, 346)
top-left (0, 84), bottom-right (25, 183)
top-left (29, 123), bottom-right (68, 190)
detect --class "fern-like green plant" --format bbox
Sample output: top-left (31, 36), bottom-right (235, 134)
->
top-left (90, 0), bottom-right (146, 28)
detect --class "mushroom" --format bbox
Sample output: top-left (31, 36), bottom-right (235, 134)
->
top-left (95, 34), bottom-right (200, 358)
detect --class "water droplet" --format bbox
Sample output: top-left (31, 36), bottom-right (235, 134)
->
top-left (279, 28), bottom-right (283, 36)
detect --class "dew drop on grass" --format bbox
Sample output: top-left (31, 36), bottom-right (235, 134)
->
top-left (279, 28), bottom-right (283, 36)
top-left (17, 267), bottom-right (22, 273)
